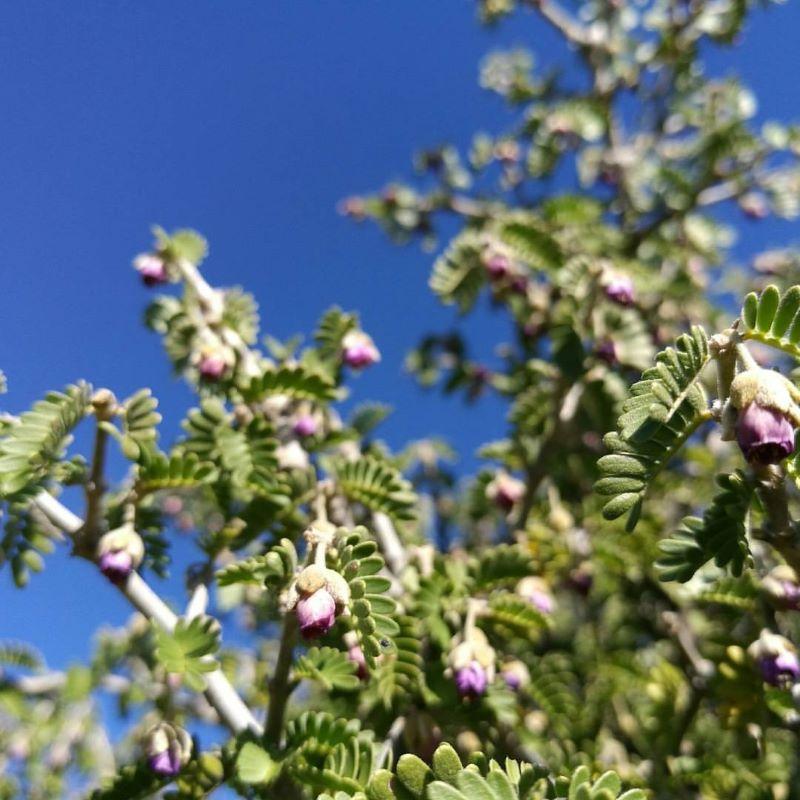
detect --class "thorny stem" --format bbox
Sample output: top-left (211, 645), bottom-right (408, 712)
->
top-left (31, 490), bottom-right (262, 736)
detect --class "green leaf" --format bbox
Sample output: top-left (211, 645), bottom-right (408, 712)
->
top-left (0, 383), bottom-right (91, 497)
top-left (216, 538), bottom-right (297, 588)
top-left (596, 326), bottom-right (711, 530)
top-left (134, 451), bottom-right (218, 496)
top-left (741, 284), bottom-right (800, 359)
top-left (153, 616), bottom-right (220, 691)
top-left (293, 646), bottom-right (360, 691)
top-left (429, 231), bottom-right (485, 313)
top-left (120, 389), bottom-right (161, 459)
top-left (656, 471), bottom-right (754, 582)
top-left (469, 545), bottom-right (534, 590)
top-left (242, 364), bottom-right (339, 403)
top-left (332, 456), bottom-right (417, 521)
top-left (154, 225), bottom-right (208, 265)
top-left (497, 215), bottom-right (562, 271)
top-left (235, 742), bottom-right (281, 785)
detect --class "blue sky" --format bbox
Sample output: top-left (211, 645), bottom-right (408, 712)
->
top-left (2, 0), bottom-right (800, 742)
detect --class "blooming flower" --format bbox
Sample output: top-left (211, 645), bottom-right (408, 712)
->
top-left (133, 253), bottom-right (169, 287)
top-left (342, 331), bottom-right (380, 369)
top-left (145, 722), bottom-right (192, 778)
top-left (604, 275), bottom-right (635, 306)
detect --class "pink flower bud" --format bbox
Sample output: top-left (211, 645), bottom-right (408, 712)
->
top-left (296, 587), bottom-right (337, 639)
top-left (98, 549), bottom-right (134, 585)
top-left (486, 472), bottom-right (525, 513)
top-left (736, 403), bottom-right (795, 465)
top-left (347, 644), bottom-right (368, 679)
top-left (134, 253), bottom-right (169, 287)
top-left (198, 353), bottom-right (228, 382)
top-left (342, 331), bottom-right (380, 369)
top-left (455, 661), bottom-right (488, 699)
top-left (604, 275), bottom-right (635, 306)
top-left (484, 253), bottom-right (511, 280)
top-left (293, 415), bottom-right (318, 438)
top-left (144, 722), bottom-right (192, 778)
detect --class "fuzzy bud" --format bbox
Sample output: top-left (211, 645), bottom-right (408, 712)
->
top-left (97, 526), bottom-right (144, 585)
top-left (342, 331), bottom-right (381, 369)
top-left (144, 722), bottom-right (192, 778)
top-left (748, 630), bottom-right (800, 687)
top-left (134, 253), bottom-right (169, 287)
top-left (486, 471), bottom-right (525, 513)
top-left (293, 414), bottom-right (318, 438)
top-left (762, 565), bottom-right (800, 610)
top-left (448, 627), bottom-right (496, 700)
top-left (517, 576), bottom-right (555, 614)
top-left (501, 659), bottom-right (530, 691)
top-left (198, 352), bottom-right (228, 382)
top-left (455, 661), bottom-right (489, 699)
top-left (285, 563), bottom-right (350, 640)
top-left (604, 275), bottom-right (635, 306)
top-left (296, 588), bottom-right (337, 639)
top-left (728, 368), bottom-right (800, 464)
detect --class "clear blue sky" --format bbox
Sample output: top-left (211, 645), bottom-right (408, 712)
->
top-left (1, 0), bottom-right (799, 731)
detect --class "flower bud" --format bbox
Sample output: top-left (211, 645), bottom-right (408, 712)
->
top-left (293, 415), bottom-right (318, 438)
top-left (748, 630), bottom-right (800, 687)
top-left (762, 565), bottom-right (800, 610)
top-left (728, 369), bottom-right (800, 465)
top-left (517, 576), bottom-right (555, 614)
top-left (501, 659), bottom-right (530, 691)
top-left (97, 526), bottom-right (144, 585)
top-left (455, 661), bottom-right (488, 699)
top-left (145, 722), bottom-right (192, 778)
top-left (448, 627), bottom-right (496, 700)
top-left (595, 339), bottom-right (617, 365)
top-left (604, 275), bottom-right (635, 306)
top-left (347, 644), bottom-right (368, 680)
top-left (296, 588), bottom-right (336, 639)
top-left (342, 331), bottom-right (380, 369)
top-left (482, 251), bottom-right (512, 281)
top-left (276, 440), bottom-right (310, 471)
top-left (486, 471), bottom-right (525, 513)
top-left (134, 253), bottom-right (169, 287)
top-left (198, 352), bottom-right (228, 382)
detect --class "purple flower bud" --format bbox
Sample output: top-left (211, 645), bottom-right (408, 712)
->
top-left (736, 403), bottom-right (795, 465)
top-left (595, 340), bottom-right (617, 365)
top-left (134, 254), bottom-right (169, 287)
top-left (484, 254), bottom-right (511, 280)
top-left (758, 651), bottom-right (800, 687)
top-left (455, 661), bottom-right (488, 699)
top-left (604, 276), bottom-right (635, 306)
top-left (98, 550), bottom-right (133, 585)
top-left (293, 415), bottom-right (318, 438)
top-left (296, 588), bottom-right (337, 639)
top-left (342, 332), bottom-right (380, 370)
top-left (486, 473), bottom-right (525, 513)
top-left (347, 644), bottom-right (368, 680)
top-left (501, 661), bottom-right (529, 691)
top-left (148, 748), bottom-right (183, 778)
top-left (198, 354), bottom-right (227, 382)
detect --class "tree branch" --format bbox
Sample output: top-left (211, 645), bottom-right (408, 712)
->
top-left (31, 490), bottom-right (262, 736)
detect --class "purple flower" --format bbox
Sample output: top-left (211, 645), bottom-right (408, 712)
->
top-left (148, 748), bottom-right (183, 778)
top-left (296, 588), bottom-right (337, 639)
top-left (134, 254), bottom-right (169, 287)
top-left (342, 332), bottom-right (380, 370)
top-left (736, 403), bottom-right (795, 465)
top-left (455, 661), bottom-right (488, 699)
top-left (198, 354), bottom-right (227, 382)
top-left (501, 661), bottom-right (529, 691)
top-left (758, 651), bottom-right (800, 687)
top-left (604, 276), bottom-right (635, 306)
top-left (293, 415), bottom-right (318, 438)
top-left (98, 550), bottom-right (133, 585)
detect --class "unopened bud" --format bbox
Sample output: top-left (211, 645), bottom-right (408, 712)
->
top-left (97, 526), bottom-right (144, 585)
top-left (144, 722), bottom-right (192, 778)
top-left (134, 253), bottom-right (169, 287)
top-left (342, 331), bottom-right (380, 369)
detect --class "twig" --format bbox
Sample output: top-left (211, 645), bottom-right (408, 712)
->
top-left (265, 615), bottom-right (298, 744)
top-left (372, 512), bottom-right (407, 575)
top-left (31, 490), bottom-right (262, 736)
